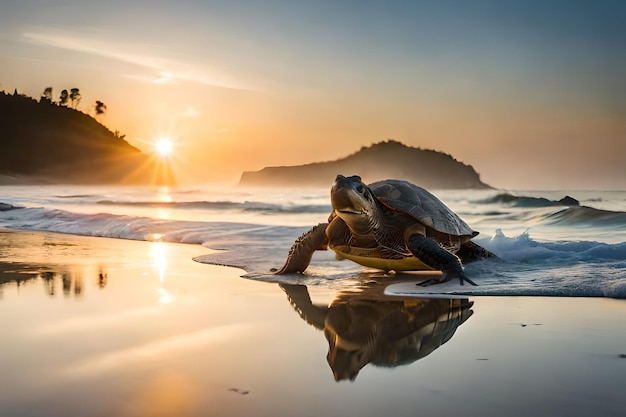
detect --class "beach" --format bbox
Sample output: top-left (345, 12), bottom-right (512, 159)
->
top-left (1, 228), bottom-right (625, 417)
top-left (3, 1), bottom-right (626, 414)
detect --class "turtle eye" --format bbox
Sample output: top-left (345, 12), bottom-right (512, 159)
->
top-left (356, 185), bottom-right (364, 194)
top-left (360, 188), bottom-right (372, 201)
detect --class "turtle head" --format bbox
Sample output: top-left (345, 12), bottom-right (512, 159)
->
top-left (331, 175), bottom-right (380, 234)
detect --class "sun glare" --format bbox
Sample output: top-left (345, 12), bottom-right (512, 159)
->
top-left (143, 134), bottom-right (180, 186)
top-left (154, 138), bottom-right (174, 157)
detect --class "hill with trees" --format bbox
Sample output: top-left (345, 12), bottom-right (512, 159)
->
top-left (239, 140), bottom-right (492, 189)
top-left (0, 90), bottom-right (161, 184)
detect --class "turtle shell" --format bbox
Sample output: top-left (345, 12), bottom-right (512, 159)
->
top-left (369, 179), bottom-right (477, 237)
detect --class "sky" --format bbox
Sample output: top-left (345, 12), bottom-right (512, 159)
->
top-left (1, 0), bottom-right (625, 189)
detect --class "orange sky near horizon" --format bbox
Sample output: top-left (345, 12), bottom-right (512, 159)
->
top-left (2, 1), bottom-right (625, 189)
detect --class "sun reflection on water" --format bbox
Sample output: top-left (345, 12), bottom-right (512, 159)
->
top-left (158, 287), bottom-right (173, 304)
top-left (155, 186), bottom-right (172, 220)
top-left (150, 241), bottom-right (173, 304)
top-left (156, 208), bottom-right (171, 220)
top-left (157, 186), bottom-right (172, 203)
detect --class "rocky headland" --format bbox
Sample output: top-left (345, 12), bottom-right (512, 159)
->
top-left (239, 140), bottom-right (492, 189)
top-left (0, 91), bottom-right (164, 184)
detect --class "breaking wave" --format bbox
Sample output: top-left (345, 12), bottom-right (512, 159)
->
top-left (475, 193), bottom-right (577, 208)
top-left (97, 199), bottom-right (331, 214)
top-left (1, 196), bottom-right (625, 299)
top-left (538, 206), bottom-right (626, 228)
top-left (471, 193), bottom-right (626, 229)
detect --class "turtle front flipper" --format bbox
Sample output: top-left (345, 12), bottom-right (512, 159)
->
top-left (275, 223), bottom-right (329, 274)
top-left (406, 234), bottom-right (477, 286)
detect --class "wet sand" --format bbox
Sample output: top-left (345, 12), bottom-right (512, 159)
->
top-left (0, 228), bottom-right (625, 417)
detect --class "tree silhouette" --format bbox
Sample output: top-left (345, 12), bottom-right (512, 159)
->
top-left (69, 88), bottom-right (81, 109)
top-left (94, 100), bottom-right (107, 116)
top-left (114, 130), bottom-right (126, 140)
top-left (59, 89), bottom-right (69, 106)
top-left (40, 87), bottom-right (53, 104)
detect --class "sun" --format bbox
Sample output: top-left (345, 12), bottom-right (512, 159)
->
top-left (154, 137), bottom-right (174, 157)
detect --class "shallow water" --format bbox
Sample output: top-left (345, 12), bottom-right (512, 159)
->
top-left (1, 184), bottom-right (626, 298)
top-left (0, 230), bottom-right (625, 417)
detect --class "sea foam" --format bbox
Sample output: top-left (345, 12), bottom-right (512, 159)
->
top-left (1, 192), bottom-right (625, 298)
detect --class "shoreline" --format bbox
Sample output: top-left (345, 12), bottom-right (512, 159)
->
top-left (1, 228), bottom-right (625, 416)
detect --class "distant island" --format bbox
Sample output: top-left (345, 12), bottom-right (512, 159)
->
top-left (0, 90), bottom-right (171, 185)
top-left (239, 140), bottom-right (492, 189)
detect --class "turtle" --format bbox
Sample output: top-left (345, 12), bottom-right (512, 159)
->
top-left (275, 175), bottom-right (496, 285)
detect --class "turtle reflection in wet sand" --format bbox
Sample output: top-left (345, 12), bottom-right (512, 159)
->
top-left (276, 175), bottom-right (496, 285)
top-left (281, 283), bottom-right (474, 381)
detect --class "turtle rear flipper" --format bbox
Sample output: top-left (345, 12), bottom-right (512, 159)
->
top-left (275, 223), bottom-right (329, 274)
top-left (406, 234), bottom-right (477, 286)
top-left (457, 241), bottom-right (497, 263)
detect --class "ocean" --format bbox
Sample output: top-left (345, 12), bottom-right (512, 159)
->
top-left (1, 184), bottom-right (625, 298)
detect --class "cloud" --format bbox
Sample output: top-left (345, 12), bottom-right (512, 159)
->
top-left (22, 30), bottom-right (252, 91)
top-left (182, 106), bottom-right (201, 118)
top-left (153, 72), bottom-right (176, 85)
